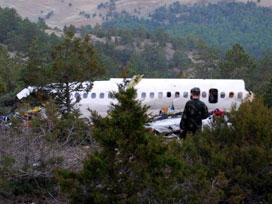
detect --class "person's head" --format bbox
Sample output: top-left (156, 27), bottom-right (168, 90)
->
top-left (191, 87), bottom-right (200, 99)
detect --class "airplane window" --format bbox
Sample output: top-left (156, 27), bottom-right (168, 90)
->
top-left (209, 89), bottom-right (218, 103)
top-left (75, 92), bottom-right (81, 102)
top-left (167, 92), bottom-right (171, 98)
top-left (75, 92), bottom-right (80, 99)
top-left (158, 92), bottom-right (163, 98)
top-left (83, 93), bottom-right (88, 99)
top-left (91, 93), bottom-right (96, 99)
top-left (183, 92), bottom-right (188, 98)
top-left (220, 92), bottom-right (225, 98)
top-left (202, 92), bottom-right (207, 98)
top-left (229, 92), bottom-right (234, 98)
top-left (100, 93), bottom-right (104, 99)
top-left (108, 93), bottom-right (113, 99)
top-left (150, 92), bottom-right (155, 99)
top-left (238, 92), bottom-right (243, 99)
top-left (141, 92), bottom-right (146, 98)
top-left (175, 92), bottom-right (180, 98)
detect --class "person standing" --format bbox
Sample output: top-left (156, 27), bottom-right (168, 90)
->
top-left (180, 87), bottom-right (209, 139)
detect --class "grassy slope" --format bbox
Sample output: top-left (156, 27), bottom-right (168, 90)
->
top-left (0, 0), bottom-right (270, 28)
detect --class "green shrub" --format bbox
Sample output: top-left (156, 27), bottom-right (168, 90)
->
top-left (185, 99), bottom-right (272, 203)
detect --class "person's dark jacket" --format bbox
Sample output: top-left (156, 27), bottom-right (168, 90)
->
top-left (180, 98), bottom-right (209, 131)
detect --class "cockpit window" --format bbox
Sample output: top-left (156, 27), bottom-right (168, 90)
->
top-left (209, 89), bottom-right (218, 103)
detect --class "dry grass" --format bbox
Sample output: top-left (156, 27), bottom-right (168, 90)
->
top-left (0, 120), bottom-right (98, 203)
top-left (0, 0), bottom-right (270, 29)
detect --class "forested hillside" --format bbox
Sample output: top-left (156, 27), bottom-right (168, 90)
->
top-left (0, 7), bottom-right (59, 53)
top-left (103, 1), bottom-right (272, 56)
top-left (89, 26), bottom-right (215, 78)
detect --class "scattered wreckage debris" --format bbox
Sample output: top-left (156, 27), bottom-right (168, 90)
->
top-left (23, 106), bottom-right (42, 127)
top-left (146, 116), bottom-right (214, 139)
top-left (0, 115), bottom-right (9, 122)
top-left (0, 115), bottom-right (11, 128)
top-left (146, 108), bottom-right (228, 139)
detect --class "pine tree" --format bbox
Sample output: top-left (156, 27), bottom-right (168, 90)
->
top-left (57, 82), bottom-right (183, 203)
top-left (21, 38), bottom-right (48, 87)
top-left (48, 30), bottom-right (105, 113)
top-left (218, 44), bottom-right (255, 80)
top-left (23, 31), bottom-right (105, 113)
top-left (264, 78), bottom-right (272, 107)
top-left (0, 46), bottom-right (21, 93)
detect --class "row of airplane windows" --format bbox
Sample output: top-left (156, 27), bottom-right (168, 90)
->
top-left (75, 89), bottom-right (244, 103)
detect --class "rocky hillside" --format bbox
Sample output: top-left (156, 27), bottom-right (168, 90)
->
top-left (0, 0), bottom-right (270, 28)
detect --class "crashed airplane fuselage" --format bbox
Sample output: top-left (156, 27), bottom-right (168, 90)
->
top-left (17, 78), bottom-right (253, 118)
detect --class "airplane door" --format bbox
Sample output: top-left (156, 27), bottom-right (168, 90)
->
top-left (208, 88), bottom-right (219, 110)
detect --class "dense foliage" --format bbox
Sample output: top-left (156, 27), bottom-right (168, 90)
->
top-left (103, 1), bottom-right (272, 56)
top-left (183, 99), bottom-right (272, 203)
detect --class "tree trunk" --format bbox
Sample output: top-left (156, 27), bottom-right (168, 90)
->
top-left (65, 82), bottom-right (71, 113)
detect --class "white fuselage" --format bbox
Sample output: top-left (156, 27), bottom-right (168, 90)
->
top-left (73, 78), bottom-right (253, 118)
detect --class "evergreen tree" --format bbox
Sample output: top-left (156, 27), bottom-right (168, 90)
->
top-left (21, 38), bottom-right (49, 87)
top-left (47, 30), bottom-right (105, 113)
top-left (0, 46), bottom-right (21, 93)
top-left (171, 49), bottom-right (192, 70)
top-left (253, 50), bottom-right (272, 94)
top-left (218, 44), bottom-right (254, 79)
top-left (264, 78), bottom-right (272, 107)
top-left (57, 82), bottom-right (183, 203)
